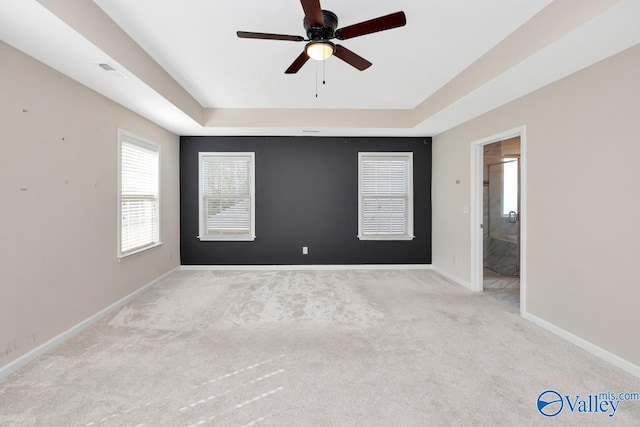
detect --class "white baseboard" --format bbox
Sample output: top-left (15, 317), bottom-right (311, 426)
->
top-left (181, 264), bottom-right (433, 271)
top-left (0, 267), bottom-right (179, 383)
top-left (432, 266), bottom-right (474, 291)
top-left (523, 312), bottom-right (640, 379)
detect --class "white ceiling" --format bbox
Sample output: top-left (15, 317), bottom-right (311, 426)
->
top-left (92, 0), bottom-right (551, 110)
top-left (1, 0), bottom-right (639, 137)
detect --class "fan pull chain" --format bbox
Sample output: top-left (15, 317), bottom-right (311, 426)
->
top-left (315, 61), bottom-right (318, 98)
top-left (323, 58), bottom-right (326, 85)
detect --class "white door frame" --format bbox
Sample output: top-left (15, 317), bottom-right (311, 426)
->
top-left (470, 125), bottom-right (527, 317)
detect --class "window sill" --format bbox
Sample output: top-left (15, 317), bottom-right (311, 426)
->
top-left (197, 235), bottom-right (256, 242)
top-left (118, 242), bottom-right (163, 261)
top-left (357, 235), bottom-right (415, 241)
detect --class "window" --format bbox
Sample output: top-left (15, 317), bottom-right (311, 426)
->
top-left (502, 158), bottom-right (518, 216)
top-left (118, 130), bottom-right (160, 258)
top-left (199, 152), bottom-right (255, 241)
top-left (358, 152), bottom-right (414, 240)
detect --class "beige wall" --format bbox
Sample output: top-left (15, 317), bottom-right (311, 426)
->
top-left (0, 42), bottom-right (180, 367)
top-left (433, 44), bottom-right (640, 365)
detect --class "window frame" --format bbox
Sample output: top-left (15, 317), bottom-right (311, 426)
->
top-left (501, 157), bottom-right (519, 217)
top-left (198, 152), bottom-right (256, 242)
top-left (358, 152), bottom-right (414, 241)
top-left (117, 129), bottom-right (162, 259)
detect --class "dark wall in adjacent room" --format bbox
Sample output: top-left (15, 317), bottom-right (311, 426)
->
top-left (180, 136), bottom-right (431, 265)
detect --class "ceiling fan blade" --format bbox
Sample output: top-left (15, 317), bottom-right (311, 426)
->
top-left (333, 45), bottom-right (372, 71)
top-left (285, 51), bottom-right (310, 74)
top-left (300, 0), bottom-right (324, 27)
top-left (335, 11), bottom-right (406, 40)
top-left (237, 31), bottom-right (304, 42)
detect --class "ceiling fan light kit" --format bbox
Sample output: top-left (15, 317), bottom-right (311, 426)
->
top-left (237, 0), bottom-right (406, 74)
top-left (306, 41), bottom-right (335, 61)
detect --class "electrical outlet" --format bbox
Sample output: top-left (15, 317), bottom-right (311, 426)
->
top-left (302, 246), bottom-right (308, 255)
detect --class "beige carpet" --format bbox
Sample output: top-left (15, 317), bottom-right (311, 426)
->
top-left (0, 269), bottom-right (639, 426)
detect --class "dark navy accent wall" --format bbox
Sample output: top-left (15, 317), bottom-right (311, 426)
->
top-left (180, 136), bottom-right (431, 265)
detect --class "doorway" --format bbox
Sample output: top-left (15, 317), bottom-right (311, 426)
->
top-left (470, 126), bottom-right (526, 316)
top-left (482, 139), bottom-right (520, 308)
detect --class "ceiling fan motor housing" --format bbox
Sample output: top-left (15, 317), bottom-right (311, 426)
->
top-left (304, 10), bottom-right (338, 40)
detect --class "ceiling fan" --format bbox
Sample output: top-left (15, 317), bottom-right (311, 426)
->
top-left (237, 0), bottom-right (406, 74)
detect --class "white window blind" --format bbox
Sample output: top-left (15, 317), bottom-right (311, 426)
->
top-left (119, 132), bottom-right (160, 257)
top-left (199, 152), bottom-right (255, 241)
top-left (358, 152), bottom-right (414, 240)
